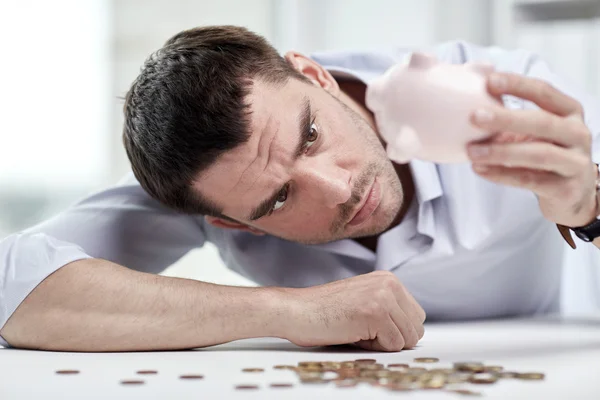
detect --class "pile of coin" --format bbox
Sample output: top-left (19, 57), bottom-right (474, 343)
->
top-left (268, 358), bottom-right (544, 395)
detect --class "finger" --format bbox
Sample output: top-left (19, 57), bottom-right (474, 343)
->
top-left (486, 72), bottom-right (584, 117)
top-left (389, 282), bottom-right (425, 339)
top-left (468, 141), bottom-right (588, 177)
top-left (471, 106), bottom-right (588, 148)
top-left (356, 316), bottom-right (404, 352)
top-left (399, 287), bottom-right (426, 339)
top-left (390, 305), bottom-right (420, 349)
top-left (472, 164), bottom-right (566, 198)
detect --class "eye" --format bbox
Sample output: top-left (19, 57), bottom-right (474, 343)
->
top-left (305, 123), bottom-right (319, 150)
top-left (272, 185), bottom-right (288, 212)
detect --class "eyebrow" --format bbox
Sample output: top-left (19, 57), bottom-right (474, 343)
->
top-left (247, 97), bottom-right (311, 221)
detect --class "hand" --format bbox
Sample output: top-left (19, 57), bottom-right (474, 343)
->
top-left (280, 271), bottom-right (426, 352)
top-left (467, 72), bottom-right (598, 228)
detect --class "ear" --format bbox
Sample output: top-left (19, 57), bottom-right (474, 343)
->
top-left (284, 51), bottom-right (340, 96)
top-left (204, 216), bottom-right (265, 236)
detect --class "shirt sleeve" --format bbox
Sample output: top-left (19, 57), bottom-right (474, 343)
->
top-left (429, 40), bottom-right (600, 161)
top-left (0, 173), bottom-right (206, 346)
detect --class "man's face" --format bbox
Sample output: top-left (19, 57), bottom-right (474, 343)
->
top-left (196, 62), bottom-right (404, 244)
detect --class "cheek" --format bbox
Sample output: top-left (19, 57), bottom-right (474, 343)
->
top-left (262, 208), bottom-right (334, 234)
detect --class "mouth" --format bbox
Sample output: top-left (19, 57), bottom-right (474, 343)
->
top-left (347, 177), bottom-right (381, 227)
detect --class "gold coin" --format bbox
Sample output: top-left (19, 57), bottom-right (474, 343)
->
top-left (387, 383), bottom-right (416, 391)
top-left (499, 371), bottom-right (519, 379)
top-left (340, 361), bottom-right (356, 368)
top-left (270, 383), bottom-right (293, 388)
top-left (518, 372), bottom-right (545, 380)
top-left (430, 368), bottom-right (455, 374)
top-left (483, 365), bottom-right (503, 373)
top-left (298, 365), bottom-right (322, 372)
top-left (446, 372), bottom-right (474, 384)
top-left (454, 362), bottom-right (485, 373)
top-left (335, 380), bottom-right (358, 388)
top-left (120, 380), bottom-right (145, 385)
top-left (55, 370), bottom-right (80, 375)
top-left (355, 358), bottom-right (377, 364)
top-left (388, 363), bottom-right (409, 368)
top-left (179, 375), bottom-right (204, 380)
top-left (359, 363), bottom-right (384, 370)
top-left (405, 367), bottom-right (428, 373)
top-left (414, 357), bottom-right (439, 363)
top-left (136, 370), bottom-right (157, 375)
top-left (422, 374), bottom-right (446, 389)
top-left (298, 371), bottom-right (321, 378)
top-left (469, 373), bottom-right (498, 384)
top-left (298, 361), bottom-right (321, 367)
top-left (235, 384), bottom-right (259, 390)
top-left (447, 389), bottom-right (482, 396)
top-left (242, 368), bottom-right (264, 373)
top-left (273, 365), bottom-right (296, 370)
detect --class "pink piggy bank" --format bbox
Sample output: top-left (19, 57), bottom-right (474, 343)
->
top-left (366, 52), bottom-right (503, 163)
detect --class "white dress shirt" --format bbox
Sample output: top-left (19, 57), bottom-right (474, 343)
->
top-left (1, 41), bottom-right (600, 348)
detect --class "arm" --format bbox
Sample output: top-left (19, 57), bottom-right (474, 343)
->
top-left (1, 256), bottom-right (425, 352)
top-left (0, 258), bottom-right (283, 351)
top-left (0, 174), bottom-right (206, 348)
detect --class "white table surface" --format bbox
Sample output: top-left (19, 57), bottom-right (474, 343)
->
top-left (1, 315), bottom-right (600, 400)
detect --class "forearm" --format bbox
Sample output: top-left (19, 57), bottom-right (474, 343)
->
top-left (0, 258), bottom-right (285, 352)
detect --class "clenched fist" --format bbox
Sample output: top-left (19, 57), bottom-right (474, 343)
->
top-left (278, 271), bottom-right (426, 352)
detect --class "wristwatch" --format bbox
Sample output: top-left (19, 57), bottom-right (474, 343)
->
top-left (558, 163), bottom-right (600, 248)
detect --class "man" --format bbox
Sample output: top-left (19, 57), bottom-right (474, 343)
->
top-left (1, 26), bottom-right (599, 352)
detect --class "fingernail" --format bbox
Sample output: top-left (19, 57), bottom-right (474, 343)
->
top-left (489, 74), bottom-right (507, 90)
top-left (474, 109), bottom-right (494, 123)
top-left (469, 145), bottom-right (489, 158)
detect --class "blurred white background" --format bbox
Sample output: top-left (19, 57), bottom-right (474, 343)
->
top-left (1, 0), bottom-right (599, 308)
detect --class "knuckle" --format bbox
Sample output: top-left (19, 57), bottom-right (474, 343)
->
top-left (518, 170), bottom-right (535, 186)
top-left (374, 288), bottom-right (393, 305)
top-left (382, 275), bottom-right (400, 290)
top-left (362, 300), bottom-right (384, 318)
top-left (538, 81), bottom-right (555, 102)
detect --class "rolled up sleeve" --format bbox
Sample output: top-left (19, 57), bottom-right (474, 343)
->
top-left (0, 173), bottom-right (206, 347)
top-left (0, 233), bottom-right (91, 347)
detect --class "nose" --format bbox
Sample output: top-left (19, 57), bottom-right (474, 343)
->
top-left (297, 160), bottom-right (352, 208)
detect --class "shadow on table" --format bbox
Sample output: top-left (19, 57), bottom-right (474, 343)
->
top-left (195, 314), bottom-right (600, 356)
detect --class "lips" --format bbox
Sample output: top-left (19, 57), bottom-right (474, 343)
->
top-left (348, 178), bottom-right (381, 227)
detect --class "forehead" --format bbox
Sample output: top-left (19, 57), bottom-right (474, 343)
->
top-left (192, 78), bottom-right (306, 215)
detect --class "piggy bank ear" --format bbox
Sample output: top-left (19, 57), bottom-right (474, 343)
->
top-left (386, 125), bottom-right (421, 163)
top-left (465, 61), bottom-right (495, 76)
top-left (408, 52), bottom-right (438, 69)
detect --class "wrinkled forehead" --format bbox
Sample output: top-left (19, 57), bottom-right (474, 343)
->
top-left (191, 79), bottom-right (305, 214)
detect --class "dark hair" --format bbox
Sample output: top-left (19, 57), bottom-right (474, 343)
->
top-left (122, 25), bottom-right (307, 217)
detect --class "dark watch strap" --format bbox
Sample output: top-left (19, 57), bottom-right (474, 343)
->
top-left (557, 163), bottom-right (600, 249)
top-left (572, 219), bottom-right (600, 242)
